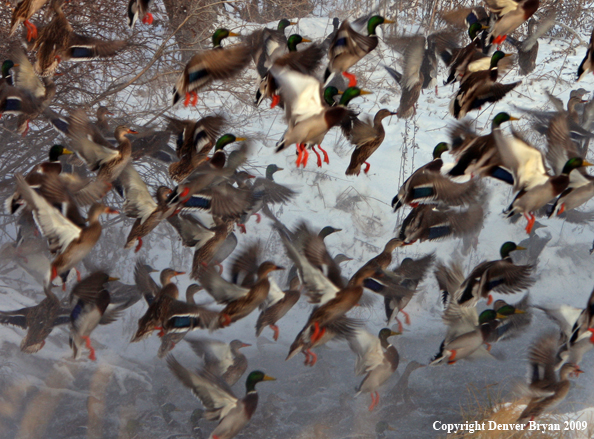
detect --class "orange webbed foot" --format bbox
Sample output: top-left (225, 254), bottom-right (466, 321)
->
top-left (270, 94), bottom-right (281, 109)
top-left (342, 71), bottom-right (357, 87)
top-left (401, 310), bottom-right (411, 326)
top-left (363, 162), bottom-right (371, 174)
top-left (270, 324), bottom-right (279, 341)
top-left (312, 145), bottom-right (322, 167)
top-left (134, 237), bottom-right (143, 253)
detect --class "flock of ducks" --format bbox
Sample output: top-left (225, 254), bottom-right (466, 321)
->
top-left (3, 0), bottom-right (594, 437)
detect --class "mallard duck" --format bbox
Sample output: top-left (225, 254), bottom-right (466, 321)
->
top-left (127, 0), bottom-right (154, 27)
top-left (544, 113), bottom-right (594, 216)
top-left (506, 16), bottom-right (555, 75)
top-left (2, 50), bottom-right (56, 135)
top-left (398, 203), bottom-right (485, 244)
top-left (0, 286), bottom-right (70, 353)
top-left (199, 260), bottom-right (284, 329)
top-left (347, 328), bottom-right (400, 411)
top-left (234, 165), bottom-right (296, 232)
top-left (536, 288), bottom-right (594, 368)
top-left (438, 23), bottom-right (489, 85)
top-left (186, 217), bottom-right (236, 278)
top-left (15, 174), bottom-right (118, 288)
top-left (167, 356), bottom-right (275, 439)
top-left (166, 141), bottom-right (249, 210)
top-left (68, 109), bottom-right (137, 183)
top-left (325, 15), bottom-right (395, 87)
top-left (578, 27), bottom-right (594, 81)
top-left (450, 50), bottom-right (520, 119)
top-left (504, 155), bottom-right (593, 233)
top-left (384, 36), bottom-right (425, 119)
top-left (118, 164), bottom-right (175, 252)
top-left (272, 68), bottom-right (370, 167)
top-left (255, 34), bottom-right (324, 108)
top-left (449, 242), bottom-right (533, 308)
top-left (430, 304), bottom-right (509, 365)
top-left (188, 338), bottom-right (251, 386)
top-left (517, 334), bottom-right (582, 424)
top-left (69, 271), bottom-right (121, 361)
top-left (130, 268), bottom-right (186, 341)
top-left (169, 133), bottom-right (245, 183)
top-left (0, 59), bottom-right (18, 87)
top-left (287, 315), bottom-right (363, 366)
top-left (484, 0), bottom-right (540, 46)
top-left (173, 28), bottom-right (250, 106)
top-left (351, 238), bottom-right (405, 280)
top-left (31, 0), bottom-right (126, 77)
top-left (342, 109), bottom-right (395, 175)
top-left (447, 112), bottom-right (518, 182)
top-left (245, 19), bottom-right (297, 75)
top-left (485, 296), bottom-right (531, 343)
top-left (94, 106), bottom-right (114, 136)
top-left (391, 142), bottom-right (480, 211)
top-left (364, 254), bottom-right (435, 332)
top-left (9, 0), bottom-right (49, 41)
top-left (255, 276), bottom-right (300, 341)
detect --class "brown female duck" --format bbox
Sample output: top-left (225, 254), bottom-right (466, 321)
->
top-left (0, 286), bottom-right (70, 353)
top-left (255, 276), bottom-right (300, 341)
top-left (342, 109), bottom-right (395, 175)
top-left (119, 164), bottom-right (175, 252)
top-left (16, 174), bottom-right (118, 288)
top-left (9, 0), bottom-right (49, 41)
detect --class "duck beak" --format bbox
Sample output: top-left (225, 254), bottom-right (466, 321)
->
top-left (387, 425), bottom-right (397, 431)
top-left (496, 313), bottom-right (508, 319)
top-left (384, 19), bottom-right (395, 24)
top-left (127, 129), bottom-right (138, 134)
top-left (301, 38), bottom-right (312, 43)
top-left (390, 331), bottom-right (401, 336)
top-left (235, 137), bottom-right (247, 141)
top-left (240, 342), bottom-right (251, 348)
top-left (514, 309), bottom-right (527, 314)
top-left (262, 374), bottom-right (276, 381)
top-left (276, 167), bottom-right (284, 171)
top-left (359, 90), bottom-right (372, 95)
top-left (274, 265), bottom-right (285, 271)
top-left (62, 148), bottom-right (74, 155)
top-left (105, 207), bottom-right (119, 214)
top-left (481, 25), bottom-right (489, 30)
top-left (515, 246), bottom-right (526, 250)
top-left (509, 116), bottom-right (520, 121)
top-left (337, 90), bottom-right (343, 94)
top-left (289, 21), bottom-right (297, 25)
top-left (504, 53), bottom-right (513, 57)
top-left (583, 160), bottom-right (594, 167)
top-left (173, 271), bottom-right (186, 276)
top-left (108, 276), bottom-right (120, 281)
top-left (228, 32), bottom-right (240, 37)
top-left (575, 367), bottom-right (585, 375)
top-left (246, 174), bottom-right (256, 179)
top-left (13, 63), bottom-right (20, 67)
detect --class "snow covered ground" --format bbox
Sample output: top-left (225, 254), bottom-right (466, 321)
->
top-left (2, 13), bottom-right (594, 439)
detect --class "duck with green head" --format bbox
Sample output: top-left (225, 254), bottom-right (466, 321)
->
top-left (173, 28), bottom-right (250, 107)
top-left (167, 356), bottom-right (276, 439)
top-left (453, 241), bottom-right (533, 309)
top-left (448, 112), bottom-right (518, 183)
top-left (272, 66), bottom-right (371, 168)
top-left (506, 157), bottom-right (594, 234)
top-left (442, 23), bottom-right (490, 85)
top-left (392, 142), bottom-right (480, 211)
top-left (431, 306), bottom-right (509, 366)
top-left (325, 15), bottom-right (395, 87)
top-left (0, 59), bottom-right (17, 87)
top-left (450, 50), bottom-right (521, 119)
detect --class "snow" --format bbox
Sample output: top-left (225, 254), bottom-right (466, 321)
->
top-left (2, 11), bottom-right (594, 439)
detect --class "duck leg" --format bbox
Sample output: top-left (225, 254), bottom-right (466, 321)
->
top-left (400, 310), bottom-right (411, 326)
top-left (269, 324), bottom-right (280, 341)
top-left (363, 162), bottom-right (371, 174)
top-left (237, 223), bottom-right (247, 234)
top-left (342, 71), bottom-right (357, 87)
top-left (154, 326), bottom-right (165, 337)
top-left (84, 336), bottom-right (96, 361)
top-left (524, 212), bottom-right (536, 235)
top-left (220, 313), bottom-right (232, 327)
top-left (75, 268), bottom-right (82, 282)
top-left (557, 203), bottom-right (566, 215)
top-left (135, 237), bottom-right (143, 253)
top-left (24, 20), bottom-right (38, 41)
top-left (303, 350), bottom-right (311, 365)
top-left (447, 349), bottom-right (457, 365)
top-left (21, 120), bottom-right (30, 137)
top-left (310, 322), bottom-right (326, 343)
top-left (270, 94), bottom-right (281, 109)
top-left (142, 12), bottom-right (154, 24)
top-left (252, 213), bottom-right (261, 223)
top-left (317, 144), bottom-right (329, 164)
top-left (296, 144), bottom-right (304, 167)
top-left (306, 349), bottom-right (317, 366)
top-left (190, 91), bottom-right (198, 106)
top-left (311, 145), bottom-right (322, 167)
top-left (394, 316), bottom-right (404, 333)
top-left (486, 294), bottom-right (493, 306)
